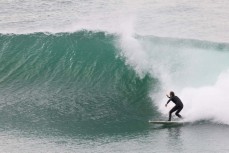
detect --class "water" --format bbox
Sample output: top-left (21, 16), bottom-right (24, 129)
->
top-left (1, 0), bottom-right (229, 152)
top-left (1, 123), bottom-right (229, 153)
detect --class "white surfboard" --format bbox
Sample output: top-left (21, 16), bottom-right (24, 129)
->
top-left (148, 120), bottom-right (187, 125)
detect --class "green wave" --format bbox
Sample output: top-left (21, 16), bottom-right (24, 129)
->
top-left (0, 31), bottom-right (155, 134)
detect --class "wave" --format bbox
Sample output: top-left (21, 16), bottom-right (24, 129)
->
top-left (0, 30), bottom-right (229, 134)
top-left (0, 31), bottom-right (156, 134)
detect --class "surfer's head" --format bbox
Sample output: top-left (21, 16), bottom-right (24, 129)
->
top-left (170, 91), bottom-right (175, 97)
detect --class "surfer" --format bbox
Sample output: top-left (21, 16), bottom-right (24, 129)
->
top-left (165, 91), bottom-right (183, 121)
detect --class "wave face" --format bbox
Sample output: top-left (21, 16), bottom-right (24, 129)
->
top-left (0, 31), bottom-right (156, 134)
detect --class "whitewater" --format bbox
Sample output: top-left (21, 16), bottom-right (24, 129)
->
top-left (1, 0), bottom-right (229, 153)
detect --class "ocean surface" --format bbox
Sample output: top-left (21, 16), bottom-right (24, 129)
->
top-left (1, 0), bottom-right (229, 153)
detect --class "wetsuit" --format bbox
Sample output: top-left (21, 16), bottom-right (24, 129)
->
top-left (167, 96), bottom-right (183, 121)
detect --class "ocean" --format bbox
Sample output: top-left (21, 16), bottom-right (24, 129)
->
top-left (1, 0), bottom-right (229, 152)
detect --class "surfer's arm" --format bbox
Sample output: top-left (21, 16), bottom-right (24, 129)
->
top-left (165, 99), bottom-right (171, 107)
top-left (165, 94), bottom-right (171, 107)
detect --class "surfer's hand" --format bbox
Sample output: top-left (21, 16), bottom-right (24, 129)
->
top-left (166, 94), bottom-right (170, 98)
top-left (165, 104), bottom-right (167, 107)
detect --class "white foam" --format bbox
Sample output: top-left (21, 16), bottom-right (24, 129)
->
top-left (180, 70), bottom-right (229, 124)
top-left (119, 32), bottom-right (229, 124)
top-left (154, 53), bottom-right (229, 124)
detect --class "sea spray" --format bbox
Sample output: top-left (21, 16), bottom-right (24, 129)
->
top-left (148, 38), bottom-right (229, 123)
top-left (181, 69), bottom-right (229, 123)
top-left (118, 35), bottom-right (229, 124)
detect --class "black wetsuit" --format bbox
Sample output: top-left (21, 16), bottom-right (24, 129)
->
top-left (167, 96), bottom-right (183, 121)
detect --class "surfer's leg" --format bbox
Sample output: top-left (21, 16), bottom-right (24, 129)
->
top-left (169, 106), bottom-right (178, 121)
top-left (175, 105), bottom-right (183, 118)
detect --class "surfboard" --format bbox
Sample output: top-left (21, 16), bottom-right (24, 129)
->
top-left (148, 120), bottom-right (187, 125)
